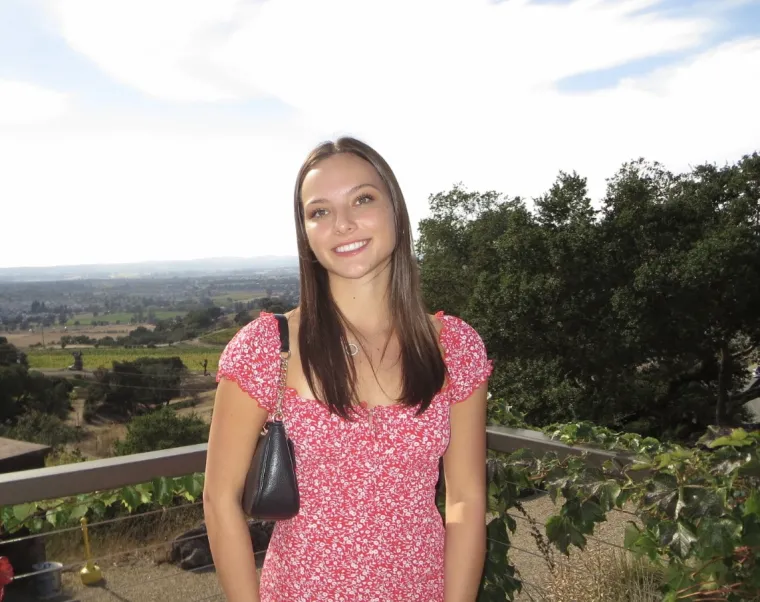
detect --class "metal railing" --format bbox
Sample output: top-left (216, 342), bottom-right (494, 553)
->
top-left (0, 426), bottom-right (639, 601)
top-left (0, 426), bottom-right (632, 507)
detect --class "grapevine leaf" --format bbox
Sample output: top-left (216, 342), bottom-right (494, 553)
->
top-left (630, 531), bottom-right (660, 563)
top-left (135, 483), bottom-right (153, 505)
top-left (643, 473), bottom-right (678, 516)
top-left (99, 493), bottom-right (120, 508)
top-left (180, 474), bottom-right (203, 501)
top-left (682, 487), bottom-right (724, 520)
top-left (744, 490), bottom-right (760, 517)
top-left (13, 503), bottom-right (36, 523)
top-left (89, 500), bottom-right (107, 519)
top-left (668, 520), bottom-right (697, 559)
top-left (152, 477), bottom-right (173, 506)
top-left (657, 520), bottom-right (677, 548)
top-left (69, 503), bottom-right (88, 521)
top-left (120, 486), bottom-right (141, 512)
top-left (696, 518), bottom-right (742, 558)
top-left (709, 429), bottom-right (752, 448)
top-left (45, 508), bottom-right (59, 527)
top-left (630, 459), bottom-right (654, 471)
top-left (546, 515), bottom-right (586, 555)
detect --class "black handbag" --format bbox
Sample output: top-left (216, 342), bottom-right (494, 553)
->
top-left (241, 314), bottom-right (300, 520)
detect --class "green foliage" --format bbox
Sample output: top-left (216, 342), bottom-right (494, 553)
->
top-left (0, 410), bottom-right (81, 448)
top-left (183, 307), bottom-right (223, 331)
top-left (478, 424), bottom-right (760, 601)
top-left (417, 154), bottom-right (760, 437)
top-left (112, 406), bottom-right (209, 455)
top-left (0, 338), bottom-right (74, 441)
top-left (0, 473), bottom-right (205, 537)
top-left (84, 356), bottom-right (187, 417)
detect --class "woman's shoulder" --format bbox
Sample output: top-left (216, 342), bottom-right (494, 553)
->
top-left (228, 310), bottom-right (279, 344)
top-left (429, 311), bottom-right (492, 403)
top-left (216, 311), bottom-right (283, 410)
top-left (429, 310), bottom-right (485, 347)
top-left (218, 311), bottom-right (282, 368)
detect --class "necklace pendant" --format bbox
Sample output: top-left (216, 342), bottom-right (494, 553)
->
top-left (347, 343), bottom-right (359, 356)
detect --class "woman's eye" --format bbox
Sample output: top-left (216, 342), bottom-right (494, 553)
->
top-left (309, 208), bottom-right (327, 219)
top-left (356, 194), bottom-right (374, 205)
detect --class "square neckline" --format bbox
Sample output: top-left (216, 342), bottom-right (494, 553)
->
top-left (268, 310), bottom-right (453, 412)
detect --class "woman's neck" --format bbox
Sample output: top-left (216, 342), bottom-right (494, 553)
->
top-left (327, 261), bottom-right (393, 337)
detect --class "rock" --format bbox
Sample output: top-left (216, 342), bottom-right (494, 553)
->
top-left (169, 521), bottom-right (274, 571)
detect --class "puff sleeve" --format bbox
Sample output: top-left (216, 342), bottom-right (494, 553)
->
top-left (215, 312), bottom-right (281, 413)
top-left (437, 312), bottom-right (493, 405)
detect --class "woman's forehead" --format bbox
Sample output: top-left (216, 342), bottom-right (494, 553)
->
top-left (302, 154), bottom-right (383, 201)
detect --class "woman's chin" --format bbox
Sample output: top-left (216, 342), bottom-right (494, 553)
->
top-left (326, 257), bottom-right (391, 281)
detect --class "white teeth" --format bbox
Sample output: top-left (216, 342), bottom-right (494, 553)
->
top-left (335, 240), bottom-right (368, 253)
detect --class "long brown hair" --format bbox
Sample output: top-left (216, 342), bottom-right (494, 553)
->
top-left (293, 137), bottom-right (446, 419)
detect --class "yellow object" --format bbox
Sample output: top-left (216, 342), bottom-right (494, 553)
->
top-left (79, 517), bottom-right (103, 586)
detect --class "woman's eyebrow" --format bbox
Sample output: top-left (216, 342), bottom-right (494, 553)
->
top-left (304, 183), bottom-right (381, 206)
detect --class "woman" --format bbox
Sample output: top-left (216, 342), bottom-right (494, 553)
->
top-left (203, 137), bottom-right (491, 601)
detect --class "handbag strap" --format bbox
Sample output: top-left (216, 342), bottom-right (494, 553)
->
top-left (272, 314), bottom-right (290, 421)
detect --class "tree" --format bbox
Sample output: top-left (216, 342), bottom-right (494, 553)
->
top-left (112, 406), bottom-right (209, 455)
top-left (603, 154), bottom-right (760, 426)
top-left (416, 153), bottom-right (760, 440)
top-left (234, 310), bottom-right (253, 327)
top-left (88, 357), bottom-right (186, 416)
top-left (0, 338), bottom-right (74, 438)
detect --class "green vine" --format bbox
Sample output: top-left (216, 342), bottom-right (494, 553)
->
top-left (0, 473), bottom-right (204, 536)
top-left (478, 424), bottom-right (760, 601)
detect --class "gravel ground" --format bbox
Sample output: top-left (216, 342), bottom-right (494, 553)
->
top-left (5, 493), bottom-right (636, 602)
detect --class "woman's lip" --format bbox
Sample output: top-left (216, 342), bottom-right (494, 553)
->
top-left (333, 239), bottom-right (370, 255)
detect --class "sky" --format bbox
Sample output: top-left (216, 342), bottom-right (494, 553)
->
top-left (1, 0), bottom-right (759, 269)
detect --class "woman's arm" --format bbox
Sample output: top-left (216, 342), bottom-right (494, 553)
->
top-left (203, 378), bottom-right (269, 602)
top-left (443, 382), bottom-right (488, 602)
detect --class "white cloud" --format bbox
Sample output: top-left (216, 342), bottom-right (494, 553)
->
top-left (0, 80), bottom-right (69, 125)
top-left (4, 0), bottom-right (758, 267)
top-left (50, 0), bottom-right (263, 101)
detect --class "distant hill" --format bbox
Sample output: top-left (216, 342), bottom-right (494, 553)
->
top-left (0, 256), bottom-right (299, 282)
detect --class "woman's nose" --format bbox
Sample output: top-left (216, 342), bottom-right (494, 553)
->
top-left (334, 210), bottom-right (356, 234)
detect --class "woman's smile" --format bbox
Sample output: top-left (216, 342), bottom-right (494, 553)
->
top-left (333, 238), bottom-right (371, 256)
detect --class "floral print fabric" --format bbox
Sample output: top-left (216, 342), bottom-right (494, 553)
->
top-left (216, 311), bottom-right (492, 601)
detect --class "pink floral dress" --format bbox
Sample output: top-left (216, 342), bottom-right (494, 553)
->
top-left (216, 310), bottom-right (492, 602)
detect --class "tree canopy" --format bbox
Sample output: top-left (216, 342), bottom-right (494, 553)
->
top-left (417, 153), bottom-right (760, 440)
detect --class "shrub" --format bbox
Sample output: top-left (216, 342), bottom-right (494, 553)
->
top-left (113, 406), bottom-right (209, 455)
top-left (0, 410), bottom-right (81, 449)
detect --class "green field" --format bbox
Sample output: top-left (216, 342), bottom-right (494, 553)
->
top-left (66, 310), bottom-right (186, 325)
top-left (199, 327), bottom-right (241, 346)
top-left (27, 346), bottom-right (223, 371)
top-left (211, 291), bottom-right (266, 305)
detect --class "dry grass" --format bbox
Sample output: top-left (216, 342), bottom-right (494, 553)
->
top-left (502, 492), bottom-right (654, 602)
top-left (45, 502), bottom-right (206, 567)
top-left (543, 548), bottom-right (663, 602)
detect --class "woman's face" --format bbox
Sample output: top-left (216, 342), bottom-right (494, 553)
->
top-left (301, 152), bottom-right (396, 280)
